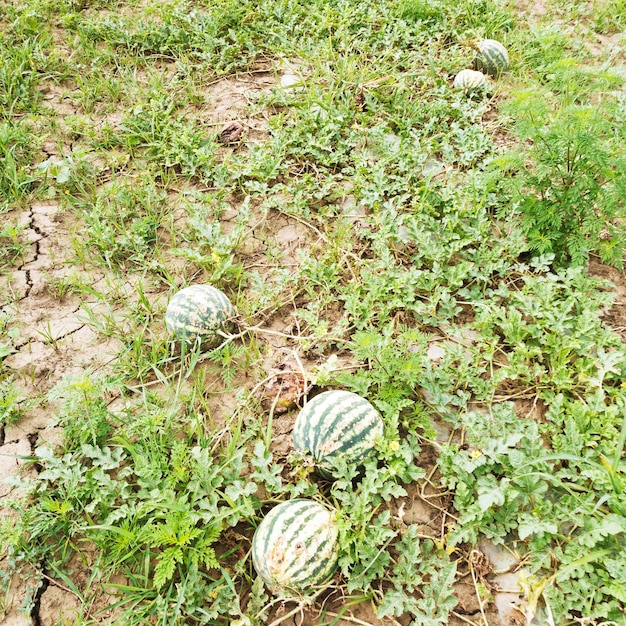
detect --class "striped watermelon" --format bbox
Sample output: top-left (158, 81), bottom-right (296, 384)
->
top-left (292, 390), bottom-right (383, 477)
top-left (453, 69), bottom-right (487, 93)
top-left (473, 39), bottom-right (509, 77)
top-left (252, 499), bottom-right (339, 596)
top-left (165, 284), bottom-right (233, 346)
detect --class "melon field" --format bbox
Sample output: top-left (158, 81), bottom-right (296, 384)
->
top-left (2, 0), bottom-right (626, 624)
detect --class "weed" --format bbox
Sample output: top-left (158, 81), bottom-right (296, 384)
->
top-left (6, 373), bottom-right (268, 622)
top-left (497, 65), bottom-right (626, 266)
top-left (0, 121), bottom-right (38, 209)
top-left (0, 36), bottom-right (47, 117)
top-left (66, 175), bottom-right (168, 273)
top-left (376, 527), bottom-right (458, 624)
top-left (0, 219), bottom-right (28, 269)
top-left (0, 310), bottom-right (19, 369)
top-left (170, 194), bottom-right (251, 285)
top-left (0, 377), bottom-right (26, 428)
top-left (593, 0), bottom-right (626, 33)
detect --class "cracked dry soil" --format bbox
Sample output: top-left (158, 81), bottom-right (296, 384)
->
top-left (0, 66), bottom-right (284, 625)
top-left (2, 26), bottom-right (626, 625)
top-left (0, 200), bottom-right (123, 626)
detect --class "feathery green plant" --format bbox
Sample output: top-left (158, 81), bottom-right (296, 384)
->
top-left (497, 66), bottom-right (626, 267)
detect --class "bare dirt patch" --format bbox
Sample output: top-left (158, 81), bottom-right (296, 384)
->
top-left (1, 202), bottom-right (119, 404)
top-left (589, 257), bottom-right (626, 341)
top-left (201, 65), bottom-right (277, 144)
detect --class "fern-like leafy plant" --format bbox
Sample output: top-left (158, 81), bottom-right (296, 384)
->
top-left (497, 70), bottom-right (626, 267)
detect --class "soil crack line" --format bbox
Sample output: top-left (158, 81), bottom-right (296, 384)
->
top-left (12, 318), bottom-right (87, 352)
top-left (17, 205), bottom-right (37, 299)
top-left (27, 432), bottom-right (40, 450)
top-left (24, 268), bottom-right (33, 299)
top-left (30, 208), bottom-right (47, 240)
top-left (12, 339), bottom-right (33, 351)
top-left (31, 566), bottom-right (49, 626)
top-left (27, 204), bottom-right (45, 271)
top-left (40, 322), bottom-right (88, 346)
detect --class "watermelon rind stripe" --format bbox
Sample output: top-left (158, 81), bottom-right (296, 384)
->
top-left (252, 500), bottom-right (339, 595)
top-left (165, 285), bottom-right (233, 344)
top-left (453, 69), bottom-right (487, 92)
top-left (310, 394), bottom-right (364, 454)
top-left (323, 414), bottom-right (380, 456)
top-left (328, 420), bottom-right (382, 457)
top-left (318, 397), bottom-right (369, 441)
top-left (299, 549), bottom-right (337, 583)
top-left (293, 390), bottom-right (383, 475)
top-left (298, 392), bottom-right (336, 453)
top-left (294, 390), bottom-right (373, 451)
top-left (474, 39), bottom-right (509, 77)
top-left (309, 392), bottom-right (360, 452)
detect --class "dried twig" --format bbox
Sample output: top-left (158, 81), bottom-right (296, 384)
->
top-left (469, 549), bottom-right (490, 626)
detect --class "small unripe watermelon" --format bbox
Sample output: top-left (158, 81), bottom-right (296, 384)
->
top-left (165, 284), bottom-right (233, 346)
top-left (292, 390), bottom-right (383, 477)
top-left (473, 39), bottom-right (509, 77)
top-left (252, 499), bottom-right (339, 596)
top-left (453, 69), bottom-right (487, 93)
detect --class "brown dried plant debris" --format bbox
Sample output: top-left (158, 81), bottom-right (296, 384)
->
top-left (258, 362), bottom-right (310, 414)
top-left (219, 120), bottom-right (245, 145)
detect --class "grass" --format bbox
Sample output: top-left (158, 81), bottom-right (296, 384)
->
top-left (1, 0), bottom-right (626, 624)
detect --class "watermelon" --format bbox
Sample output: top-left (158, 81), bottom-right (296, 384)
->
top-left (251, 499), bottom-right (339, 596)
top-left (165, 284), bottom-right (233, 346)
top-left (473, 39), bottom-right (509, 77)
top-left (292, 390), bottom-right (383, 477)
top-left (453, 69), bottom-right (487, 93)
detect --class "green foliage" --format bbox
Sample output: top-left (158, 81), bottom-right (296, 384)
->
top-left (36, 151), bottom-right (96, 196)
top-left (395, 0), bottom-right (446, 26)
top-left (0, 310), bottom-right (18, 367)
top-left (5, 374), bottom-right (266, 621)
top-left (330, 438), bottom-right (456, 621)
top-left (0, 376), bottom-right (26, 427)
top-left (0, 121), bottom-right (38, 209)
top-left (472, 265), bottom-right (623, 394)
top-left (144, 512), bottom-right (221, 590)
top-left (70, 176), bottom-right (168, 272)
top-left (116, 97), bottom-right (219, 180)
top-left (593, 0), bottom-right (626, 33)
top-left (170, 194), bottom-right (250, 285)
top-left (3, 0), bottom-right (626, 623)
top-left (439, 397), bottom-right (626, 622)
top-left (336, 324), bottom-right (435, 431)
top-left (439, 403), bottom-right (550, 544)
top-left (376, 527), bottom-right (457, 625)
top-left (0, 218), bottom-right (28, 269)
top-left (47, 374), bottom-right (118, 450)
top-left (74, 3), bottom-right (260, 73)
top-left (498, 67), bottom-right (626, 267)
top-left (0, 34), bottom-right (50, 117)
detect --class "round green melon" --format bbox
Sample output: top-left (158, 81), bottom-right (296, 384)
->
top-left (292, 390), bottom-right (384, 477)
top-left (165, 284), bottom-right (233, 346)
top-left (473, 39), bottom-right (509, 77)
top-left (453, 69), bottom-right (487, 93)
top-left (252, 499), bottom-right (339, 596)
